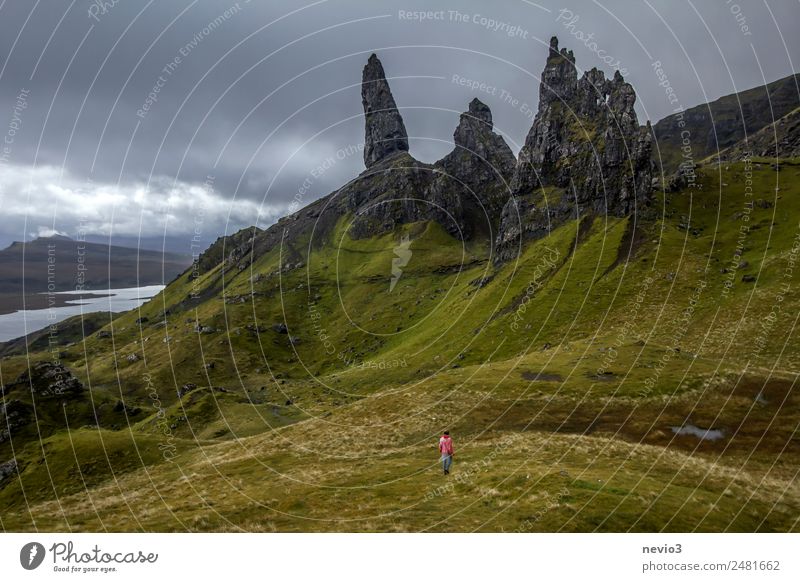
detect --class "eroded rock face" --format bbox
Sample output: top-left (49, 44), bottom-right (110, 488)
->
top-left (499, 36), bottom-right (653, 262)
top-left (445, 98), bottom-right (515, 180)
top-left (433, 99), bottom-right (516, 237)
top-left (436, 98), bottom-right (516, 225)
top-left (202, 46), bottom-right (654, 271)
top-left (349, 61), bottom-right (519, 240)
top-left (362, 54), bottom-right (409, 168)
top-left (345, 153), bottom-right (458, 238)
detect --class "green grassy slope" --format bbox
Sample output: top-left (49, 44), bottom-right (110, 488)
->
top-left (1, 159), bottom-right (799, 532)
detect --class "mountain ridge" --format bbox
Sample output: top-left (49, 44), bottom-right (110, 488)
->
top-left (653, 73), bottom-right (800, 172)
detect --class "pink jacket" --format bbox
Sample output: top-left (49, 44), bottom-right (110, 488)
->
top-left (439, 435), bottom-right (454, 455)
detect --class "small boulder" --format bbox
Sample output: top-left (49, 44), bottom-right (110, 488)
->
top-left (177, 383), bottom-right (197, 398)
top-left (0, 459), bottom-right (18, 482)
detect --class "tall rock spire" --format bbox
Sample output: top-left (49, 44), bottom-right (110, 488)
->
top-left (361, 54), bottom-right (409, 168)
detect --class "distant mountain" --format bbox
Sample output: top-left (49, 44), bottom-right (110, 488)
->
top-left (0, 235), bottom-right (192, 294)
top-left (653, 73), bottom-right (799, 172)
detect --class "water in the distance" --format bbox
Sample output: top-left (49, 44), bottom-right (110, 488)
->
top-left (0, 285), bottom-right (164, 342)
top-left (671, 424), bottom-right (725, 441)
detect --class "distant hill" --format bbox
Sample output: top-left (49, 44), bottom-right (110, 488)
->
top-left (716, 106), bottom-right (800, 162)
top-left (0, 235), bottom-right (192, 294)
top-left (653, 74), bottom-right (799, 172)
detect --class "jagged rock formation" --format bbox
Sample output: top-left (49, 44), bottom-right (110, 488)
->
top-left (344, 153), bottom-right (456, 238)
top-left (194, 43), bottom-right (655, 277)
top-left (496, 36), bottom-right (653, 262)
top-left (346, 64), bottom-right (515, 240)
top-left (437, 98), bottom-right (516, 229)
top-left (362, 54), bottom-right (409, 168)
top-left (439, 98), bottom-right (516, 186)
top-left (196, 228), bottom-right (262, 275)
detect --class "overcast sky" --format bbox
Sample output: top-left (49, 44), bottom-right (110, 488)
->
top-left (0, 0), bottom-right (797, 253)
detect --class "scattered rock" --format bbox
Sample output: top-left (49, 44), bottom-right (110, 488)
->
top-left (0, 400), bottom-right (30, 443)
top-left (177, 383), bottom-right (197, 398)
top-left (0, 459), bottom-right (18, 483)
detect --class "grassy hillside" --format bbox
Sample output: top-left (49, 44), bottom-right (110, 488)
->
top-left (1, 159), bottom-right (799, 532)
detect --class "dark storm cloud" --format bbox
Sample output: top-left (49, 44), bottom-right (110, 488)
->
top-left (0, 0), bottom-right (797, 251)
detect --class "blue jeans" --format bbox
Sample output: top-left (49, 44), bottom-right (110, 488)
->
top-left (441, 454), bottom-right (452, 472)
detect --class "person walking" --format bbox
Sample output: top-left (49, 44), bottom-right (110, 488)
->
top-left (439, 431), bottom-right (454, 475)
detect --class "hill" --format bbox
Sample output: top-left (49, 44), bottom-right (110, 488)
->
top-left (653, 74), bottom-right (799, 172)
top-left (716, 107), bottom-right (800, 162)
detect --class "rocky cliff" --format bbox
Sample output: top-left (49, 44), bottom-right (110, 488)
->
top-left (437, 98), bottom-right (516, 236)
top-left (496, 37), bottom-right (653, 262)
